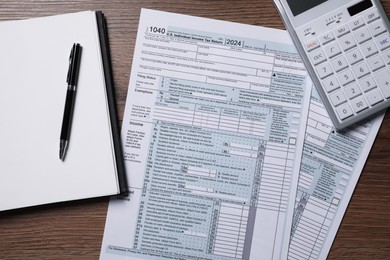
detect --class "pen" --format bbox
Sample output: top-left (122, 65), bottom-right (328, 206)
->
top-left (59, 43), bottom-right (82, 160)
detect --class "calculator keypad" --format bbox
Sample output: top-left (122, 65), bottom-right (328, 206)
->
top-left (305, 7), bottom-right (390, 126)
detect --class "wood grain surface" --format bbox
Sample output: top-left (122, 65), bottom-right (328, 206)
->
top-left (0, 1), bottom-right (389, 259)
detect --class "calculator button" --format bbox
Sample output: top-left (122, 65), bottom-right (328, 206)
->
top-left (338, 69), bottom-right (355, 86)
top-left (331, 56), bottom-right (348, 72)
top-left (309, 49), bottom-right (327, 65)
top-left (382, 49), bottom-right (390, 64)
top-left (374, 69), bottom-right (390, 98)
top-left (344, 84), bottom-right (362, 99)
top-left (369, 20), bottom-right (387, 37)
top-left (324, 42), bottom-right (342, 58)
top-left (319, 32), bottom-right (335, 45)
top-left (352, 62), bottom-right (370, 79)
top-left (375, 33), bottom-right (390, 50)
top-left (323, 76), bottom-right (340, 93)
top-left (350, 96), bottom-right (369, 113)
top-left (330, 90), bottom-right (347, 106)
top-left (353, 27), bottom-right (371, 44)
top-left (335, 24), bottom-right (350, 38)
top-left (361, 41), bottom-right (378, 57)
top-left (366, 88), bottom-right (383, 106)
top-left (305, 38), bottom-right (320, 52)
top-left (336, 103), bottom-right (354, 120)
top-left (316, 62), bottom-right (333, 79)
top-left (346, 48), bottom-right (363, 65)
top-left (364, 10), bottom-right (380, 23)
top-left (367, 55), bottom-right (385, 71)
top-left (339, 34), bottom-right (357, 51)
top-left (359, 75), bottom-right (377, 92)
top-left (350, 17), bottom-right (365, 31)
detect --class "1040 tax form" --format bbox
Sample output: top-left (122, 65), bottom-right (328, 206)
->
top-left (288, 88), bottom-right (384, 259)
top-left (100, 8), bottom-right (311, 260)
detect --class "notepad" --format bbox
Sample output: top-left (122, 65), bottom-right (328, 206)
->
top-left (0, 11), bottom-right (127, 211)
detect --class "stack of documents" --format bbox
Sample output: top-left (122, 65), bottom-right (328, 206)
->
top-left (99, 9), bottom-right (384, 260)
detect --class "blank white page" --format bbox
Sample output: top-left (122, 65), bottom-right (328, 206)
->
top-left (0, 11), bottom-right (119, 211)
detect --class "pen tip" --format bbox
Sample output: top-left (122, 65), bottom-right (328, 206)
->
top-left (59, 140), bottom-right (67, 161)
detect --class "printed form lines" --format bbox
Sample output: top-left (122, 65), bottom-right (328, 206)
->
top-left (289, 195), bottom-right (336, 260)
top-left (257, 142), bottom-right (294, 212)
top-left (306, 100), bottom-right (333, 148)
top-left (142, 35), bottom-right (274, 89)
top-left (153, 105), bottom-right (266, 137)
top-left (213, 203), bottom-right (249, 259)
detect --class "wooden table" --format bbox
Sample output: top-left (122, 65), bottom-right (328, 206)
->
top-left (0, 1), bottom-right (389, 259)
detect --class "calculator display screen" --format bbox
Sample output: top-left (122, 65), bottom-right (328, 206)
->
top-left (348, 0), bottom-right (373, 16)
top-left (286, 0), bottom-right (328, 16)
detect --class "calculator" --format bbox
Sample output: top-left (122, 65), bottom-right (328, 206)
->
top-left (273, 0), bottom-right (390, 129)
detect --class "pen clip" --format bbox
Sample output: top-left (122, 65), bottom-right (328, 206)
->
top-left (66, 45), bottom-right (75, 84)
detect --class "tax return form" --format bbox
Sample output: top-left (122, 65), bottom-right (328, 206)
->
top-left (100, 9), bottom-right (312, 260)
top-left (288, 88), bottom-right (384, 259)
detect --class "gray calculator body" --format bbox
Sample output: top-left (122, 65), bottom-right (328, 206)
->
top-left (273, 0), bottom-right (390, 129)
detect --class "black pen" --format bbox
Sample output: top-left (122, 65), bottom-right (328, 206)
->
top-left (60, 43), bottom-right (82, 160)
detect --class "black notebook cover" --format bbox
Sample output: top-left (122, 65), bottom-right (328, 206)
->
top-left (96, 11), bottom-right (128, 197)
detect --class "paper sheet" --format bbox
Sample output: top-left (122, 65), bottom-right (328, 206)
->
top-left (0, 11), bottom-right (120, 211)
top-left (288, 87), bottom-right (384, 259)
top-left (100, 9), bottom-right (311, 260)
